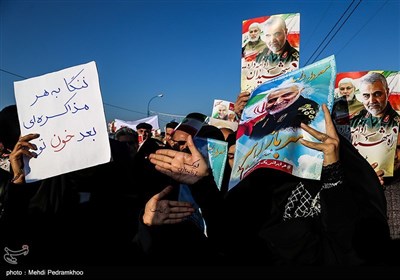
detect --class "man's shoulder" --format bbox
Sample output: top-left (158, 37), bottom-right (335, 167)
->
top-left (295, 98), bottom-right (319, 123)
top-left (291, 49), bottom-right (299, 61)
top-left (352, 108), bottom-right (366, 118)
top-left (139, 138), bottom-right (164, 153)
top-left (349, 109), bottom-right (368, 124)
top-left (297, 96), bottom-right (318, 107)
top-left (286, 43), bottom-right (299, 59)
top-left (278, 44), bottom-right (299, 62)
top-left (386, 103), bottom-right (400, 118)
top-left (384, 107), bottom-right (400, 125)
top-left (256, 47), bottom-right (269, 58)
top-left (147, 138), bottom-right (165, 148)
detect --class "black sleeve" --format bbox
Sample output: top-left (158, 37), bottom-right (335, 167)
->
top-left (189, 172), bottom-right (223, 238)
top-left (319, 160), bottom-right (391, 265)
top-left (319, 161), bottom-right (361, 264)
top-left (2, 182), bottom-right (38, 222)
top-left (0, 181), bottom-right (39, 253)
top-left (133, 209), bottom-right (155, 255)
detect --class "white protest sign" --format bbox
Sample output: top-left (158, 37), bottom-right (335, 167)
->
top-left (114, 115), bottom-right (160, 132)
top-left (14, 61), bottom-right (111, 182)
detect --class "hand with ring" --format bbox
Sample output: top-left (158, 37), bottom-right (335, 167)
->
top-left (299, 104), bottom-right (340, 166)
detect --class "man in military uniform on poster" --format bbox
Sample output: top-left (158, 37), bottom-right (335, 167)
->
top-left (255, 15), bottom-right (299, 68)
top-left (248, 81), bottom-right (319, 139)
top-left (350, 72), bottom-right (400, 178)
top-left (350, 72), bottom-right (399, 130)
top-left (242, 22), bottom-right (267, 62)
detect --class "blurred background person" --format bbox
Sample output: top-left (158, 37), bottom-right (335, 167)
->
top-left (164, 121), bottom-right (179, 147)
top-left (114, 127), bottom-right (139, 160)
top-left (136, 122), bottom-right (153, 148)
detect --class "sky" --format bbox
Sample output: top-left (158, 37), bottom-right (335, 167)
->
top-left (1, 0), bottom-right (399, 130)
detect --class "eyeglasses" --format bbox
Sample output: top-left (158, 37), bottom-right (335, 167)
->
top-left (339, 86), bottom-right (353, 91)
top-left (170, 139), bottom-right (187, 146)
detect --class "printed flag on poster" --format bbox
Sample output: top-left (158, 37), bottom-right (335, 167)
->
top-left (241, 13), bottom-right (300, 93)
top-left (383, 71), bottom-right (400, 114)
top-left (229, 55), bottom-right (336, 191)
top-left (338, 70), bottom-right (400, 177)
top-left (13, 61), bottom-right (111, 182)
top-left (208, 99), bottom-right (239, 131)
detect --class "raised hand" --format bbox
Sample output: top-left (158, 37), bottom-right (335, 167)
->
top-left (9, 133), bottom-right (40, 184)
top-left (234, 91), bottom-right (251, 120)
top-left (299, 104), bottom-right (340, 166)
top-left (149, 135), bottom-right (209, 185)
top-left (143, 185), bottom-right (195, 226)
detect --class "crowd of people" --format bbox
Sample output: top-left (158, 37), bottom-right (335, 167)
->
top-left (1, 72), bottom-right (399, 278)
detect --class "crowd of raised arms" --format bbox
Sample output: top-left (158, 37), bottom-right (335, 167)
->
top-left (0, 85), bottom-right (399, 277)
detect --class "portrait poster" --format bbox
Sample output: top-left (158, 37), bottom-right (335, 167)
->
top-left (208, 99), bottom-right (239, 131)
top-left (229, 55), bottom-right (336, 191)
top-left (345, 70), bottom-right (400, 177)
top-left (332, 71), bottom-right (367, 142)
top-left (241, 13), bottom-right (300, 93)
top-left (194, 137), bottom-right (228, 190)
top-left (13, 61), bottom-right (111, 182)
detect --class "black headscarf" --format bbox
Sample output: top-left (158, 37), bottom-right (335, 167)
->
top-left (0, 105), bottom-right (20, 150)
top-left (196, 124), bottom-right (225, 141)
